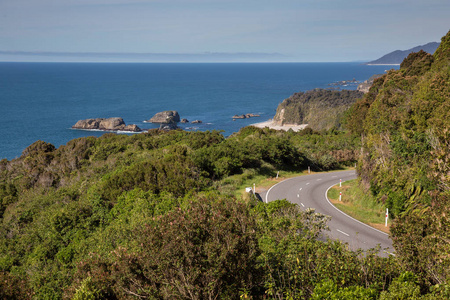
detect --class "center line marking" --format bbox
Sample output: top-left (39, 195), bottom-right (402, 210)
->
top-left (306, 182), bottom-right (310, 185)
top-left (301, 203), bottom-right (305, 207)
top-left (337, 229), bottom-right (349, 236)
top-left (317, 178), bottom-right (322, 181)
top-left (299, 188), bottom-right (302, 191)
top-left (297, 194), bottom-right (299, 198)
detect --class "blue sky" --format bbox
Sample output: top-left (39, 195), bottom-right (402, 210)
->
top-left (0, 0), bottom-right (449, 62)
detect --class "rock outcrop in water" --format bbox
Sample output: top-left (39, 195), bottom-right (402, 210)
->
top-left (147, 111), bottom-right (180, 123)
top-left (232, 113), bottom-right (260, 120)
top-left (72, 117), bottom-right (142, 132)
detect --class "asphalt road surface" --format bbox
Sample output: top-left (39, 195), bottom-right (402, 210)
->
top-left (265, 170), bottom-right (395, 256)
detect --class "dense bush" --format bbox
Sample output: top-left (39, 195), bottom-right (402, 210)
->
top-left (346, 29), bottom-right (450, 289)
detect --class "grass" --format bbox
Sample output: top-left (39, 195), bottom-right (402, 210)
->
top-left (328, 179), bottom-right (391, 234)
top-left (222, 164), bottom-right (354, 203)
top-left (221, 167), bottom-right (312, 201)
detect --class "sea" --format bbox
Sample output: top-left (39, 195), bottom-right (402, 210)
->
top-left (0, 62), bottom-right (398, 161)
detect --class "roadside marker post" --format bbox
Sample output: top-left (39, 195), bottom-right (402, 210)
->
top-left (385, 208), bottom-right (389, 227)
top-left (253, 183), bottom-right (256, 194)
top-left (339, 192), bottom-right (342, 201)
top-left (340, 179), bottom-right (342, 187)
top-left (308, 166), bottom-right (310, 174)
top-left (276, 171), bottom-right (279, 179)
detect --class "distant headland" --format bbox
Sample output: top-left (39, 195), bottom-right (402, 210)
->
top-left (366, 42), bottom-right (439, 65)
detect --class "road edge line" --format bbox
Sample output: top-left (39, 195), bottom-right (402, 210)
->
top-left (265, 176), bottom-right (299, 203)
top-left (325, 183), bottom-right (390, 237)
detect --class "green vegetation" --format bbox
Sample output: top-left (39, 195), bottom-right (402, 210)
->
top-left (346, 30), bottom-right (450, 288)
top-left (0, 30), bottom-right (449, 300)
top-left (273, 89), bottom-right (364, 130)
top-left (328, 179), bottom-right (390, 232)
top-left (0, 126), bottom-right (368, 299)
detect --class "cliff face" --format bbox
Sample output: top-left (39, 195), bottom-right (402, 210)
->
top-left (357, 74), bottom-right (384, 93)
top-left (273, 89), bottom-right (364, 131)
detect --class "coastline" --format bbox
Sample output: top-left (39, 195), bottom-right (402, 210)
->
top-left (365, 63), bottom-right (400, 66)
top-left (250, 119), bottom-right (308, 132)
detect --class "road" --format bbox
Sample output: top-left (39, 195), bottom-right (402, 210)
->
top-left (265, 170), bottom-right (395, 256)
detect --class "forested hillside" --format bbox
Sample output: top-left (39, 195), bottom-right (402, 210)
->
top-left (273, 89), bottom-right (364, 131)
top-left (1, 30), bottom-right (449, 300)
top-left (0, 127), bottom-right (370, 299)
top-left (347, 30), bottom-right (450, 287)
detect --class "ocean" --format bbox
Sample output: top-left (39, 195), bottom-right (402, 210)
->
top-left (0, 62), bottom-right (397, 160)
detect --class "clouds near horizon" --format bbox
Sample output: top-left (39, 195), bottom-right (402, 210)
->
top-left (0, 0), bottom-right (449, 61)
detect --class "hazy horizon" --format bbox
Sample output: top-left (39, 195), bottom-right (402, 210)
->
top-left (1, 0), bottom-right (449, 63)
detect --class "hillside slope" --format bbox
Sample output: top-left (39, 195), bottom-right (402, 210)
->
top-left (348, 30), bottom-right (450, 286)
top-left (367, 41), bottom-right (439, 65)
top-left (273, 89), bottom-right (364, 131)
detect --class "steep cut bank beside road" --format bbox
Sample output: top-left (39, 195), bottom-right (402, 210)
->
top-left (273, 89), bottom-right (364, 131)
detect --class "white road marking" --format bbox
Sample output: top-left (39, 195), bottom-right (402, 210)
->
top-left (301, 203), bottom-right (305, 207)
top-left (299, 188), bottom-right (302, 191)
top-left (337, 229), bottom-right (349, 236)
top-left (325, 184), bottom-right (390, 237)
top-left (317, 178), bottom-right (322, 181)
top-left (332, 175), bottom-right (338, 178)
top-left (306, 182), bottom-right (310, 185)
top-left (297, 194), bottom-right (299, 198)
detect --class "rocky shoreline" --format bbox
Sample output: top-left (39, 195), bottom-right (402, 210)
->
top-left (72, 117), bottom-right (142, 132)
top-left (250, 119), bottom-right (308, 132)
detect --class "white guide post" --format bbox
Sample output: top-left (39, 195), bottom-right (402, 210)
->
top-left (308, 166), bottom-right (310, 174)
top-left (253, 183), bottom-right (256, 194)
top-left (340, 179), bottom-right (342, 187)
top-left (276, 171), bottom-right (279, 179)
top-left (339, 192), bottom-right (342, 201)
top-left (385, 208), bottom-right (389, 227)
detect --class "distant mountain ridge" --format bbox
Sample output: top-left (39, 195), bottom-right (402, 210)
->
top-left (367, 42), bottom-right (440, 65)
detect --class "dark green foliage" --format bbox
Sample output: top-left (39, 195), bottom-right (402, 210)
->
top-left (400, 50), bottom-right (434, 76)
top-left (69, 193), bottom-right (261, 299)
top-left (0, 126), bottom-right (363, 297)
top-left (347, 29), bottom-right (450, 289)
top-left (2, 30), bottom-right (450, 298)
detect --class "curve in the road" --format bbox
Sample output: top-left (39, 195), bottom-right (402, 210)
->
top-left (265, 170), bottom-right (395, 256)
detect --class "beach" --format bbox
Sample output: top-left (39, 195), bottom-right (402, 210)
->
top-left (250, 119), bottom-right (308, 132)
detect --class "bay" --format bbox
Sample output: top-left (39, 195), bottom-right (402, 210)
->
top-left (0, 62), bottom-right (397, 160)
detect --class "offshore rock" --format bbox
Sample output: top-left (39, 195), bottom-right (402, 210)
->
top-left (123, 124), bottom-right (142, 132)
top-left (159, 119), bottom-right (179, 131)
top-left (72, 118), bottom-right (142, 132)
top-left (232, 113), bottom-right (260, 120)
top-left (191, 120), bottom-right (202, 124)
top-left (148, 111), bottom-right (180, 123)
top-left (180, 118), bottom-right (189, 123)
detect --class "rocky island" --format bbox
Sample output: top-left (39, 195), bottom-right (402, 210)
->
top-left (145, 111), bottom-right (182, 131)
top-left (146, 111), bottom-right (180, 124)
top-left (232, 113), bottom-right (260, 120)
top-left (72, 117), bottom-right (141, 132)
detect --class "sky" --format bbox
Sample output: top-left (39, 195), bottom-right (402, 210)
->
top-left (0, 0), bottom-right (449, 62)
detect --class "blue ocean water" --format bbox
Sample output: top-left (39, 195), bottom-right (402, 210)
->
top-left (0, 62), bottom-right (397, 160)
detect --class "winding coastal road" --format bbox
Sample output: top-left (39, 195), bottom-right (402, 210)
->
top-left (265, 170), bottom-right (395, 256)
